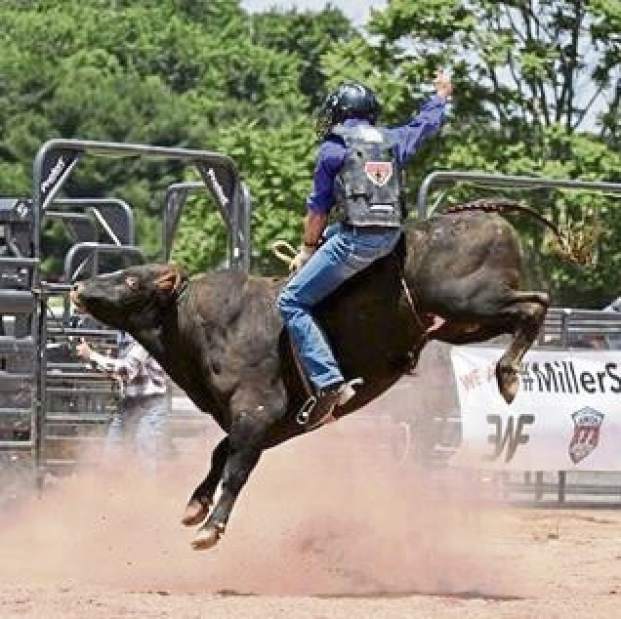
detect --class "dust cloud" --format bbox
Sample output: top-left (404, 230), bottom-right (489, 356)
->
top-left (0, 421), bottom-right (516, 598)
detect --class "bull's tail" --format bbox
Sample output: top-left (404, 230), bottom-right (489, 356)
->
top-left (444, 198), bottom-right (592, 265)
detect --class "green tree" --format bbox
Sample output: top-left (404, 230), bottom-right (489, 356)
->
top-left (172, 115), bottom-right (316, 275)
top-left (591, 0), bottom-right (621, 147)
top-left (323, 0), bottom-right (621, 306)
top-left (251, 6), bottom-right (354, 108)
top-left (0, 0), bottom-right (312, 272)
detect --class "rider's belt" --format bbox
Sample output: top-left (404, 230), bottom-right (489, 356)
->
top-left (341, 223), bottom-right (396, 234)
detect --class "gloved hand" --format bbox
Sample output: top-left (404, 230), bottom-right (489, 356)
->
top-left (289, 245), bottom-right (316, 273)
top-left (433, 68), bottom-right (453, 100)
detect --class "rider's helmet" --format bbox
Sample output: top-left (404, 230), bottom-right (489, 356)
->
top-left (315, 82), bottom-right (381, 137)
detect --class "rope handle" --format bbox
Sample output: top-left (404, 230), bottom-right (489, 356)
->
top-left (271, 240), bottom-right (298, 265)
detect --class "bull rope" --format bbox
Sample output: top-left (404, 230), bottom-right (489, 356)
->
top-left (388, 254), bottom-right (427, 333)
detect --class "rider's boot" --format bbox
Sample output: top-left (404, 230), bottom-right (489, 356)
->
top-left (297, 378), bottom-right (362, 427)
top-left (313, 382), bottom-right (344, 420)
top-left (318, 377), bottom-right (361, 413)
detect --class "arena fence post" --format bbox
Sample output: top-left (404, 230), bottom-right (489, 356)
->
top-left (558, 471), bottom-right (567, 504)
top-left (535, 471), bottom-right (544, 501)
top-left (163, 180), bottom-right (251, 271)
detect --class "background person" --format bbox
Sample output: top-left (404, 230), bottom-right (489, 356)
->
top-left (76, 332), bottom-right (170, 471)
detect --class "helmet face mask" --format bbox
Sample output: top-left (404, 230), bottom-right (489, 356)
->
top-left (316, 82), bottom-right (381, 137)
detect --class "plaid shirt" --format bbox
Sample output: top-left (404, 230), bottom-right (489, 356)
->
top-left (88, 342), bottom-right (167, 398)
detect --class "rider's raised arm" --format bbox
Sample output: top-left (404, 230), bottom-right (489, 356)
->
top-left (391, 69), bottom-right (453, 166)
top-left (391, 95), bottom-right (448, 166)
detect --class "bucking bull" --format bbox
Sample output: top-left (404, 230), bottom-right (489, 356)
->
top-left (71, 200), bottom-right (564, 550)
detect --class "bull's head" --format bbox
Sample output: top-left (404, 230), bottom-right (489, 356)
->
top-left (70, 263), bottom-right (187, 332)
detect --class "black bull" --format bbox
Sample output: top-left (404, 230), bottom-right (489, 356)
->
top-left (72, 207), bottom-right (549, 550)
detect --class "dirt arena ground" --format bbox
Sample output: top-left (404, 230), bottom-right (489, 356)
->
top-left (1, 420), bottom-right (621, 619)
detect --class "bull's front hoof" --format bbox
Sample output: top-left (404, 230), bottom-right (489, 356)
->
top-left (497, 366), bottom-right (519, 404)
top-left (191, 524), bottom-right (224, 551)
top-left (181, 499), bottom-right (211, 527)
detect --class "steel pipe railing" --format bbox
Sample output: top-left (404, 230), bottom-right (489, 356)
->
top-left (416, 170), bottom-right (621, 219)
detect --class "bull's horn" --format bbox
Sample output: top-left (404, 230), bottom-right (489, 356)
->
top-left (156, 264), bottom-right (184, 293)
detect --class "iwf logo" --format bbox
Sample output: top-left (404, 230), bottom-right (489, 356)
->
top-left (569, 407), bottom-right (605, 464)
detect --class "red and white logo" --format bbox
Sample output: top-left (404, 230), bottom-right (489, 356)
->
top-left (569, 407), bottom-right (604, 464)
top-left (365, 161), bottom-right (393, 187)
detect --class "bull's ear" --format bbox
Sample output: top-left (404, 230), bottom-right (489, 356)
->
top-left (155, 264), bottom-right (185, 294)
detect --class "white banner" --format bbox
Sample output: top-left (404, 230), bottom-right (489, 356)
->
top-left (449, 346), bottom-right (621, 471)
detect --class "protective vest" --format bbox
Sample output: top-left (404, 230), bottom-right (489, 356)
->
top-left (332, 124), bottom-right (403, 228)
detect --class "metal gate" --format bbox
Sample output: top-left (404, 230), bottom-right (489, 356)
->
top-left (0, 195), bottom-right (144, 475)
top-left (0, 138), bottom-right (252, 482)
top-left (416, 170), bottom-right (621, 219)
top-left (164, 180), bottom-right (251, 269)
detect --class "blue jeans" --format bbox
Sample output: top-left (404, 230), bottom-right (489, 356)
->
top-left (277, 223), bottom-right (401, 390)
top-left (105, 394), bottom-right (169, 472)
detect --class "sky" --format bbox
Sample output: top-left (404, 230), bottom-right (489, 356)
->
top-left (240, 0), bottom-right (388, 26)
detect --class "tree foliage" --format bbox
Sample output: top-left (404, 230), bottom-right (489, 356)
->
top-left (251, 7), bottom-right (354, 109)
top-left (322, 0), bottom-right (621, 306)
top-left (0, 0), bottom-right (620, 306)
top-left (0, 0), bottom-right (330, 273)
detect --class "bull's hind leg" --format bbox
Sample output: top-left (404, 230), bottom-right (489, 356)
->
top-left (182, 437), bottom-right (229, 526)
top-left (494, 291), bottom-right (549, 404)
top-left (432, 288), bottom-right (549, 404)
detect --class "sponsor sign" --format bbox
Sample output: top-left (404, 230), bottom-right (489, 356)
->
top-left (449, 347), bottom-right (621, 471)
top-left (39, 148), bottom-right (81, 208)
top-left (197, 163), bottom-right (235, 211)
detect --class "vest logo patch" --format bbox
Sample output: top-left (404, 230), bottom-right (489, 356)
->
top-left (365, 161), bottom-right (393, 187)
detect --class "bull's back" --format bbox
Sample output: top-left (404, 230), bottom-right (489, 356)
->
top-left (404, 212), bottom-right (523, 299)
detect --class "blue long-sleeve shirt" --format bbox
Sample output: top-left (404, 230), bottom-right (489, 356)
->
top-left (307, 95), bottom-right (447, 214)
